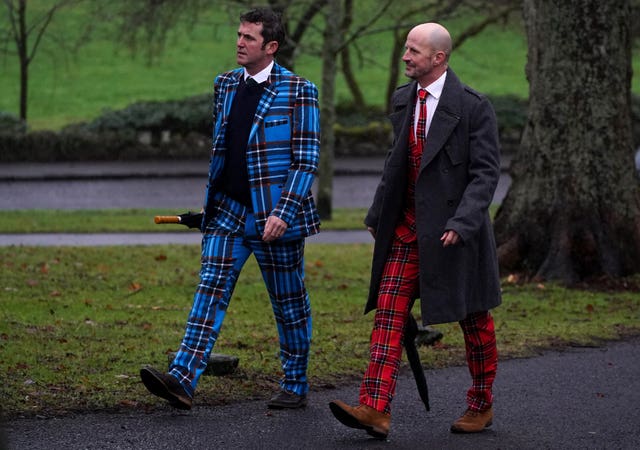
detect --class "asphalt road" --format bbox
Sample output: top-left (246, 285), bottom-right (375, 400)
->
top-left (0, 174), bottom-right (514, 210)
top-left (0, 176), bottom-right (384, 210)
top-left (3, 338), bottom-right (639, 450)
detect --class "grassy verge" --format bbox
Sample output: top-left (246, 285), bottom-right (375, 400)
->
top-left (0, 207), bottom-right (500, 234)
top-left (0, 208), bottom-right (370, 233)
top-left (1, 244), bottom-right (639, 418)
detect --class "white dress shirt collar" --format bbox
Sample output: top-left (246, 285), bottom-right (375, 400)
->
top-left (244, 61), bottom-right (274, 84)
top-left (418, 70), bottom-right (447, 99)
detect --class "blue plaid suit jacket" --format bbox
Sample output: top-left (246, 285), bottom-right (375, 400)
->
top-left (202, 63), bottom-right (321, 240)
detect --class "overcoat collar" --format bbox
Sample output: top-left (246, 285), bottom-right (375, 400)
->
top-left (389, 68), bottom-right (463, 171)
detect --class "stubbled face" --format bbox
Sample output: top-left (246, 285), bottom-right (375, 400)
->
top-left (236, 21), bottom-right (276, 74)
top-left (402, 29), bottom-right (438, 84)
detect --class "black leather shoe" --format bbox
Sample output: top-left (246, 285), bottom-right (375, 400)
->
top-left (140, 366), bottom-right (192, 410)
top-left (415, 325), bottom-right (444, 347)
top-left (267, 390), bottom-right (307, 409)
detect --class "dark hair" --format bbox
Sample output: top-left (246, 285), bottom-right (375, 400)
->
top-left (240, 7), bottom-right (285, 54)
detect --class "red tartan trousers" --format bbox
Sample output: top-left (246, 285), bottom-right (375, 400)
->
top-left (359, 233), bottom-right (498, 415)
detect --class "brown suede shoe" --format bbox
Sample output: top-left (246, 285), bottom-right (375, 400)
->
top-left (450, 407), bottom-right (493, 433)
top-left (140, 366), bottom-right (192, 410)
top-left (329, 400), bottom-right (390, 440)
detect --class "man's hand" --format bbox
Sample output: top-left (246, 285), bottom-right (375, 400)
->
top-left (367, 226), bottom-right (376, 239)
top-left (262, 216), bottom-right (288, 242)
top-left (440, 230), bottom-right (460, 247)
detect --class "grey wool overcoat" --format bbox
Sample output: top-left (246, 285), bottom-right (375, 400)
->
top-left (364, 69), bottom-right (502, 325)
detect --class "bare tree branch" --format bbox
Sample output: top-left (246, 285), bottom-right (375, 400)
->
top-left (1, 0), bottom-right (84, 120)
top-left (452, 4), bottom-right (519, 49)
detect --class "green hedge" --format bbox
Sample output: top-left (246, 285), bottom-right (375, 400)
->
top-left (1, 94), bottom-right (638, 163)
top-left (72, 94), bottom-right (212, 136)
top-left (0, 112), bottom-right (27, 134)
top-left (0, 129), bottom-right (210, 162)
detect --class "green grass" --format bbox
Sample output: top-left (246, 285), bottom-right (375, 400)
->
top-left (0, 207), bottom-right (501, 234)
top-left (0, 208), bottom-right (370, 233)
top-left (1, 244), bottom-right (638, 417)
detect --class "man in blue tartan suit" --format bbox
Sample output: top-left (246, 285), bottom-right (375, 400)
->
top-left (140, 7), bottom-right (321, 410)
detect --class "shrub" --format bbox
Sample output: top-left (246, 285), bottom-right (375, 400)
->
top-left (335, 121), bottom-right (391, 157)
top-left (71, 94), bottom-right (212, 137)
top-left (0, 112), bottom-right (27, 134)
top-left (2, 94), bottom-right (638, 162)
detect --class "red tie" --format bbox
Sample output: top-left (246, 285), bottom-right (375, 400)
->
top-left (416, 89), bottom-right (428, 143)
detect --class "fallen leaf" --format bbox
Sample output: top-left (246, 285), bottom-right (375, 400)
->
top-left (119, 399), bottom-right (139, 407)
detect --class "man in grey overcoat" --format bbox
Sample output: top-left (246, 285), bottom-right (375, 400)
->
top-left (329, 22), bottom-right (502, 439)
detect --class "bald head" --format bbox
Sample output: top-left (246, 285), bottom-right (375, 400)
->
top-left (409, 23), bottom-right (452, 61)
top-left (403, 22), bottom-right (451, 86)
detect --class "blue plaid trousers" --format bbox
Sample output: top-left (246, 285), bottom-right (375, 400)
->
top-left (169, 194), bottom-right (312, 397)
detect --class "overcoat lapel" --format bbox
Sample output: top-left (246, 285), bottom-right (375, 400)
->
top-left (388, 82), bottom-right (414, 166)
top-left (420, 71), bottom-right (462, 171)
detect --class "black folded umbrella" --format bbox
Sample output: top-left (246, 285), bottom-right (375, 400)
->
top-left (404, 313), bottom-right (430, 411)
top-left (154, 211), bottom-right (203, 229)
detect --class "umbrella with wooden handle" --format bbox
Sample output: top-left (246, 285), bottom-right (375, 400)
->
top-left (154, 211), bottom-right (203, 229)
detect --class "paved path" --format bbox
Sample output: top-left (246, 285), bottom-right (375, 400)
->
top-left (0, 157), bottom-right (512, 211)
top-left (3, 337), bottom-right (639, 449)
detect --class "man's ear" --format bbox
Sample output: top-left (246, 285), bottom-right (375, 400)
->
top-left (434, 50), bottom-right (447, 66)
top-left (265, 40), bottom-right (279, 56)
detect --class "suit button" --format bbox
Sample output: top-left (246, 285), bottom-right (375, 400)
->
top-left (442, 168), bottom-right (449, 173)
top-left (447, 200), bottom-right (454, 206)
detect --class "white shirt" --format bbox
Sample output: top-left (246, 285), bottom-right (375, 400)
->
top-left (413, 71), bottom-right (447, 141)
top-left (244, 61), bottom-right (274, 84)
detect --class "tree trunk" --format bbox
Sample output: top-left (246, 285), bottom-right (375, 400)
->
top-left (17, 0), bottom-right (29, 121)
top-left (494, 0), bottom-right (640, 283)
top-left (386, 28), bottom-right (405, 114)
top-left (339, 0), bottom-right (365, 111)
top-left (317, 0), bottom-right (341, 220)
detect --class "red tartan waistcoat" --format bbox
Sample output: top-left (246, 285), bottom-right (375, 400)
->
top-left (395, 96), bottom-right (425, 243)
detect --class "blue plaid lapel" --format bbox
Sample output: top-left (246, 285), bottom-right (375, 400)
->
top-left (248, 64), bottom-right (282, 144)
